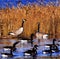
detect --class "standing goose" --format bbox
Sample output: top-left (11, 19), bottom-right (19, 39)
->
top-left (36, 22), bottom-right (48, 40)
top-left (8, 19), bottom-right (26, 36)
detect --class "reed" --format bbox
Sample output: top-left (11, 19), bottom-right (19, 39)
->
top-left (0, 4), bottom-right (60, 39)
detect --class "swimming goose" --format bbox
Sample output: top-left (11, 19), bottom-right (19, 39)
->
top-left (24, 45), bottom-right (38, 56)
top-left (3, 41), bottom-right (20, 51)
top-left (43, 39), bottom-right (59, 54)
top-left (1, 49), bottom-right (13, 58)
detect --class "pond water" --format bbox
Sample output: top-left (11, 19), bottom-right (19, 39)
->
top-left (0, 39), bottom-right (60, 59)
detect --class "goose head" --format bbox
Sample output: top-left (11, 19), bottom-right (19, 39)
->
top-left (21, 19), bottom-right (26, 27)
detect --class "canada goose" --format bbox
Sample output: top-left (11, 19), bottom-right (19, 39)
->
top-left (43, 45), bottom-right (59, 54)
top-left (3, 41), bottom-right (20, 51)
top-left (36, 22), bottom-right (48, 40)
top-left (43, 39), bottom-right (59, 54)
top-left (1, 49), bottom-right (13, 58)
top-left (24, 45), bottom-right (38, 56)
top-left (8, 19), bottom-right (26, 36)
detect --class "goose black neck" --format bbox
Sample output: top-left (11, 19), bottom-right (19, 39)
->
top-left (13, 41), bottom-right (19, 48)
top-left (53, 39), bottom-right (56, 45)
top-left (10, 50), bottom-right (13, 55)
top-left (21, 21), bottom-right (24, 27)
top-left (37, 23), bottom-right (40, 32)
